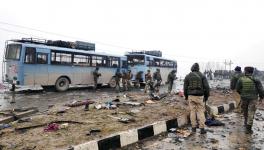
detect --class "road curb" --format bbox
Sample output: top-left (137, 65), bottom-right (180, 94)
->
top-left (72, 101), bottom-right (237, 150)
top-left (208, 101), bottom-right (236, 115)
top-left (72, 114), bottom-right (189, 150)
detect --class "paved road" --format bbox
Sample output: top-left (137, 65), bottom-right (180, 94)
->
top-left (127, 110), bottom-right (264, 150)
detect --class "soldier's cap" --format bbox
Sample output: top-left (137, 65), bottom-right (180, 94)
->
top-left (244, 66), bottom-right (254, 74)
top-left (191, 63), bottom-right (199, 72)
top-left (234, 66), bottom-right (241, 72)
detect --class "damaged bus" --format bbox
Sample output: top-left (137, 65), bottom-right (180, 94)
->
top-left (126, 50), bottom-right (177, 84)
top-left (2, 38), bottom-right (126, 91)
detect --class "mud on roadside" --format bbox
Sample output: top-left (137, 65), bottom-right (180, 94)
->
top-left (0, 91), bottom-right (189, 150)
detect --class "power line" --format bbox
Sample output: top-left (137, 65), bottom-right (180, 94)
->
top-left (0, 21), bottom-right (133, 50)
top-left (0, 27), bottom-right (44, 38)
top-left (1, 26), bottom-right (264, 67)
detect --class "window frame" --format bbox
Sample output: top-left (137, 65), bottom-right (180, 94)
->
top-left (5, 44), bottom-right (22, 60)
top-left (91, 55), bottom-right (107, 67)
top-left (36, 52), bottom-right (48, 64)
top-left (51, 50), bottom-right (73, 65)
top-left (108, 56), bottom-right (120, 68)
top-left (73, 53), bottom-right (91, 67)
top-left (24, 47), bottom-right (36, 64)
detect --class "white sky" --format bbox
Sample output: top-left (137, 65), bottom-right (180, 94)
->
top-left (1, 0), bottom-right (264, 77)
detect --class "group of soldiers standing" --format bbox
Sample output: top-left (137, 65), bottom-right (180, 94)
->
top-left (92, 67), bottom-right (177, 94)
top-left (93, 63), bottom-right (263, 135)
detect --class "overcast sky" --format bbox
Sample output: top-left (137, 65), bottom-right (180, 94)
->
top-left (1, 0), bottom-right (264, 77)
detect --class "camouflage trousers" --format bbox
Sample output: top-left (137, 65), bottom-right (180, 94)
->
top-left (93, 78), bottom-right (98, 90)
top-left (241, 99), bottom-right (257, 126)
top-left (167, 81), bottom-right (174, 93)
top-left (189, 96), bottom-right (206, 128)
top-left (122, 79), bottom-right (132, 91)
top-left (144, 80), bottom-right (153, 93)
top-left (232, 91), bottom-right (242, 113)
top-left (115, 80), bottom-right (121, 92)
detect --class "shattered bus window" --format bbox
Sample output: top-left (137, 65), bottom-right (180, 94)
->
top-left (127, 55), bottom-right (145, 65)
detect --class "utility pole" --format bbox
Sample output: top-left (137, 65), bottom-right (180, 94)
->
top-left (228, 60), bottom-right (233, 71)
top-left (223, 59), bottom-right (233, 71)
top-left (224, 60), bottom-right (227, 70)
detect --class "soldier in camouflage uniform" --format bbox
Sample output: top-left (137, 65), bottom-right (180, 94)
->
top-left (153, 68), bottom-right (162, 93)
top-left (115, 69), bottom-right (122, 92)
top-left (184, 63), bottom-right (210, 134)
top-left (144, 70), bottom-right (153, 93)
top-left (230, 66), bottom-right (243, 113)
top-left (122, 70), bottom-right (133, 91)
top-left (93, 67), bottom-right (101, 90)
top-left (135, 71), bottom-right (143, 88)
top-left (167, 70), bottom-right (177, 94)
top-left (236, 66), bottom-right (264, 133)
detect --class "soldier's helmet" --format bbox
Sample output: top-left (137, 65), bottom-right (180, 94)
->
top-left (96, 67), bottom-right (99, 70)
top-left (244, 66), bottom-right (254, 75)
top-left (191, 63), bottom-right (199, 72)
top-left (147, 70), bottom-right (151, 72)
top-left (156, 68), bottom-right (160, 72)
top-left (234, 66), bottom-right (241, 72)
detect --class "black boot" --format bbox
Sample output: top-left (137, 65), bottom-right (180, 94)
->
top-left (246, 125), bottom-right (253, 134)
top-left (192, 127), bottom-right (196, 133)
top-left (200, 128), bottom-right (207, 134)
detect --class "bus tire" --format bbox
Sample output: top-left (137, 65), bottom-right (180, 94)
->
top-left (109, 77), bottom-right (116, 88)
top-left (55, 77), bottom-right (69, 92)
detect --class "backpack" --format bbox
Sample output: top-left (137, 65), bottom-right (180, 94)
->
top-left (188, 72), bottom-right (203, 91)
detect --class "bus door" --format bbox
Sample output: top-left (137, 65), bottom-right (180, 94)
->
top-left (23, 47), bottom-right (49, 85)
top-left (35, 48), bottom-right (49, 85)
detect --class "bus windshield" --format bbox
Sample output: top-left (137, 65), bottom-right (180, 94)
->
top-left (127, 55), bottom-right (145, 65)
top-left (5, 44), bottom-right (21, 60)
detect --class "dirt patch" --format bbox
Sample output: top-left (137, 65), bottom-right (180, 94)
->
top-left (207, 89), bottom-right (240, 106)
top-left (0, 89), bottom-right (235, 150)
top-left (0, 91), bottom-right (189, 150)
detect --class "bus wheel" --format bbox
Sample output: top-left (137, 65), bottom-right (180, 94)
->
top-left (55, 77), bottom-right (69, 92)
top-left (109, 77), bottom-right (116, 88)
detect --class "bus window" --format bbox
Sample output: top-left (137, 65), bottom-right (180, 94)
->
top-left (51, 51), bottom-right (72, 65)
top-left (24, 47), bottom-right (36, 64)
top-left (92, 55), bottom-right (107, 67)
top-left (37, 53), bottom-right (48, 64)
top-left (154, 58), bottom-right (160, 66)
top-left (73, 54), bottom-right (91, 66)
top-left (5, 44), bottom-right (21, 60)
top-left (122, 60), bottom-right (127, 68)
top-left (127, 55), bottom-right (145, 65)
top-left (109, 57), bottom-right (119, 67)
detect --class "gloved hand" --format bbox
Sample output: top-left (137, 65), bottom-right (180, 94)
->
top-left (203, 97), bottom-right (208, 102)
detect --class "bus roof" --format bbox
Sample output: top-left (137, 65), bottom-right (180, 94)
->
top-left (9, 41), bottom-right (124, 58)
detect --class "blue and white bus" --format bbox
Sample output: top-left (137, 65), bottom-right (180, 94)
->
top-left (2, 38), bottom-right (126, 91)
top-left (126, 50), bottom-right (177, 84)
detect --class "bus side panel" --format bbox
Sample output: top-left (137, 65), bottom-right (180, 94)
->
top-left (72, 66), bottom-right (93, 85)
top-left (48, 65), bottom-right (74, 86)
top-left (98, 67), bottom-right (116, 85)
